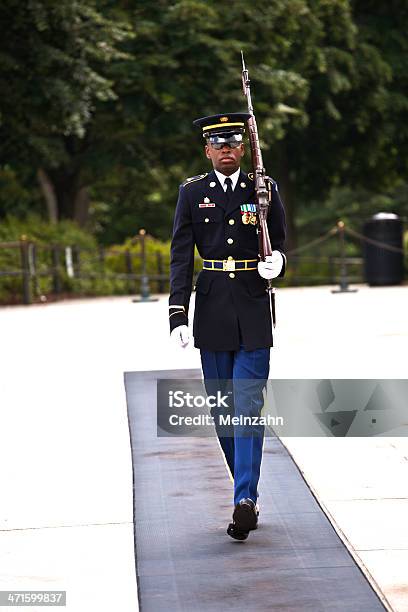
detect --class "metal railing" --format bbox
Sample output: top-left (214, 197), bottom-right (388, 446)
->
top-left (0, 231), bottom-right (169, 305)
top-left (0, 222), bottom-right (405, 305)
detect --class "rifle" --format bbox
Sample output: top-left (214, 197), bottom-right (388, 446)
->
top-left (241, 51), bottom-right (276, 327)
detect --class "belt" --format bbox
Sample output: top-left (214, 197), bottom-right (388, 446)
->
top-left (203, 258), bottom-right (258, 272)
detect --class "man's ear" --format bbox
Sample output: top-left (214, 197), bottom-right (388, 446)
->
top-left (205, 144), bottom-right (211, 160)
top-left (240, 143), bottom-right (245, 158)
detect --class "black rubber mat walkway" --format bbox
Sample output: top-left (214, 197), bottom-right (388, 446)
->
top-left (124, 370), bottom-right (387, 612)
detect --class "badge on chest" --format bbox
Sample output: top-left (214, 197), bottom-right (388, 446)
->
top-left (199, 196), bottom-right (215, 208)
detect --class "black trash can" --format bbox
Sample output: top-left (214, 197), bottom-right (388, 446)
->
top-left (363, 212), bottom-right (404, 286)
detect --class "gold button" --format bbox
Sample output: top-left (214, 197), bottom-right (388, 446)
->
top-left (229, 273), bottom-right (235, 279)
top-left (229, 219), bottom-right (235, 225)
top-left (227, 238), bottom-right (233, 244)
top-left (227, 256), bottom-right (233, 260)
top-left (205, 218), bottom-right (209, 223)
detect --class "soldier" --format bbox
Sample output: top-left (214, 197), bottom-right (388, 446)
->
top-left (169, 113), bottom-right (287, 540)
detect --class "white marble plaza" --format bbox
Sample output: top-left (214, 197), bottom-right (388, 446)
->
top-left (0, 283), bottom-right (407, 610)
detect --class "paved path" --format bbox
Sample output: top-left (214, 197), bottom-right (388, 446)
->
top-left (125, 369), bottom-right (386, 611)
top-left (0, 284), bottom-right (407, 611)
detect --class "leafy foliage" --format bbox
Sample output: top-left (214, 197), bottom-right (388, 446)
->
top-left (0, 0), bottom-right (407, 250)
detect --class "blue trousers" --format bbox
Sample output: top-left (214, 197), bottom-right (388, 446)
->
top-left (200, 346), bottom-right (270, 505)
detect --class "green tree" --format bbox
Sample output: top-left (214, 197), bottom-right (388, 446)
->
top-left (0, 0), bottom-right (131, 223)
top-left (100, 0), bottom-right (401, 248)
top-left (267, 0), bottom-right (408, 246)
top-left (1, 0), bottom-right (407, 250)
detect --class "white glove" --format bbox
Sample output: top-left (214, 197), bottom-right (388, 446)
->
top-left (171, 325), bottom-right (190, 348)
top-left (257, 252), bottom-right (284, 280)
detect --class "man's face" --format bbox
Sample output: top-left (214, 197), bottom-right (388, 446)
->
top-left (205, 142), bottom-right (244, 175)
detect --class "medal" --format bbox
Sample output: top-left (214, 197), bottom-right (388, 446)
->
top-left (240, 204), bottom-right (257, 225)
top-left (240, 203), bottom-right (256, 213)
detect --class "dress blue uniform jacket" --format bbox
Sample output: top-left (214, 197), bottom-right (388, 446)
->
top-left (169, 168), bottom-right (287, 351)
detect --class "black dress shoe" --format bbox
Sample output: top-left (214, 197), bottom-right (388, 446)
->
top-left (234, 498), bottom-right (258, 531)
top-left (227, 522), bottom-right (249, 541)
top-left (227, 498), bottom-right (258, 540)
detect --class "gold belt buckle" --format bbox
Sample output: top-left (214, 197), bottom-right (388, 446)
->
top-left (223, 259), bottom-right (235, 272)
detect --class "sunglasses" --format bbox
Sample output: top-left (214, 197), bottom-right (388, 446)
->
top-left (209, 141), bottom-right (242, 150)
